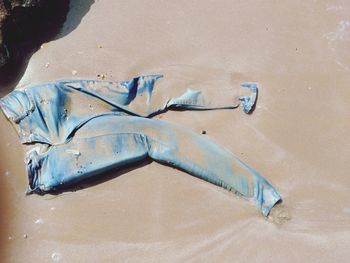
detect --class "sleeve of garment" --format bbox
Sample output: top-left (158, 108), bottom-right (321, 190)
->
top-left (59, 75), bottom-right (258, 117)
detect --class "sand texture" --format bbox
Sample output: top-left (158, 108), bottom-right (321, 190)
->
top-left (0, 0), bottom-right (349, 262)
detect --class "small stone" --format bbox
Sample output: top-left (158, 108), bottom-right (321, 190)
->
top-left (5, 171), bottom-right (10, 176)
top-left (35, 218), bottom-right (44, 224)
top-left (23, 234), bottom-right (28, 239)
top-left (97, 44), bottom-right (103, 48)
top-left (51, 252), bottom-right (62, 262)
top-left (71, 70), bottom-right (78, 76)
top-left (45, 63), bottom-right (50, 68)
top-left (8, 236), bottom-right (12, 240)
top-left (201, 130), bottom-right (206, 135)
top-left (97, 73), bottom-right (106, 80)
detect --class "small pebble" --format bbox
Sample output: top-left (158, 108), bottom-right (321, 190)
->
top-left (72, 70), bottom-right (78, 76)
top-left (35, 218), bottom-right (44, 224)
top-left (97, 73), bottom-right (106, 80)
top-left (50, 207), bottom-right (56, 211)
top-left (5, 171), bottom-right (10, 176)
top-left (8, 236), bottom-right (12, 240)
top-left (201, 130), bottom-right (206, 135)
top-left (45, 63), bottom-right (50, 68)
top-left (51, 252), bottom-right (62, 262)
top-left (97, 44), bottom-right (103, 48)
top-left (23, 234), bottom-right (28, 239)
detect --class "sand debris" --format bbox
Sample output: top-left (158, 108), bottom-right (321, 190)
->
top-left (51, 252), bottom-right (62, 262)
top-left (35, 218), bottom-right (44, 224)
top-left (97, 73), bottom-right (106, 79)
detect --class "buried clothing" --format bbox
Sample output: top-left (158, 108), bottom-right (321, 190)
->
top-left (0, 74), bottom-right (281, 216)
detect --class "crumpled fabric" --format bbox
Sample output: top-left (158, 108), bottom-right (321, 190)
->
top-left (0, 74), bottom-right (281, 216)
top-left (240, 83), bottom-right (258, 114)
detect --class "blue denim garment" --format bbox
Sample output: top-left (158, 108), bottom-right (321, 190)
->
top-left (0, 75), bottom-right (280, 216)
top-left (239, 83), bottom-right (258, 114)
top-left (0, 75), bottom-right (254, 145)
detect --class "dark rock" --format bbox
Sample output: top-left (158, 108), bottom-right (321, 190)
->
top-left (0, 0), bottom-right (69, 87)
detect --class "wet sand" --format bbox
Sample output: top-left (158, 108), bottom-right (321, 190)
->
top-left (1, 0), bottom-right (350, 262)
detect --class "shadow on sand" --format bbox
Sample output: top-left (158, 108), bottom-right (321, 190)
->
top-left (43, 159), bottom-right (153, 195)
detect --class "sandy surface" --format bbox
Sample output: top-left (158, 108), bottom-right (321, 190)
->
top-left (1, 0), bottom-right (350, 262)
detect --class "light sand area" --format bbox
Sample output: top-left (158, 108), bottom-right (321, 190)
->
top-left (0, 0), bottom-right (350, 262)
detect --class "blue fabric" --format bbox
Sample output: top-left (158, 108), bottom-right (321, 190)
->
top-left (240, 83), bottom-right (258, 114)
top-left (0, 75), bottom-right (280, 216)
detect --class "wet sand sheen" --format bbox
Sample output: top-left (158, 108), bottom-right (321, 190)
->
top-left (1, 0), bottom-right (350, 262)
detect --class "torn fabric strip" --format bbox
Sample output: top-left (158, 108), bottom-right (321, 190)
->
top-left (0, 75), bottom-right (280, 216)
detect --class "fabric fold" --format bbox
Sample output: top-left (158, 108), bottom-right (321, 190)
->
top-left (0, 75), bottom-right (281, 216)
